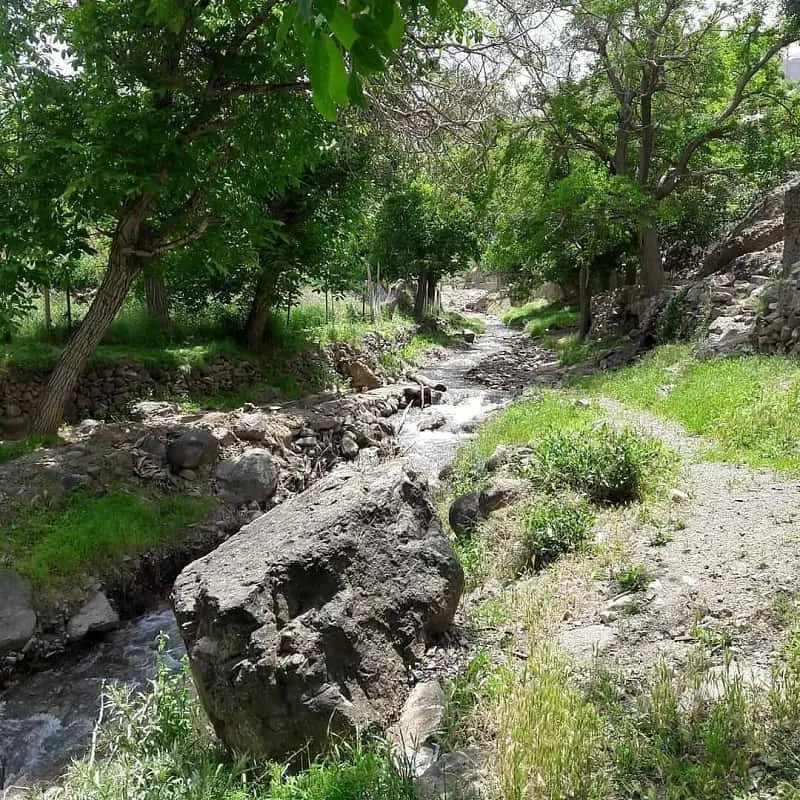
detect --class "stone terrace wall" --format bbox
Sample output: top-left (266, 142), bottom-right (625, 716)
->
top-left (0, 329), bottom-right (412, 437)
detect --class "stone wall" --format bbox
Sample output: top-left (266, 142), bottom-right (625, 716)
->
top-left (0, 329), bottom-right (413, 437)
top-left (752, 265), bottom-right (800, 354)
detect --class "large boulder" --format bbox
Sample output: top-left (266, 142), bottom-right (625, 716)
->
top-left (215, 448), bottom-right (279, 505)
top-left (66, 591), bottom-right (119, 640)
top-left (0, 569), bottom-right (36, 653)
top-left (172, 462), bottom-right (464, 762)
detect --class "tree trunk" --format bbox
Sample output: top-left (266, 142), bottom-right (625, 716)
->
top-left (43, 284), bottom-right (52, 340)
top-left (31, 200), bottom-right (149, 434)
top-left (638, 222), bottom-right (664, 296)
top-left (426, 274), bottom-right (439, 313)
top-left (245, 266), bottom-right (279, 352)
top-left (145, 276), bottom-right (171, 331)
top-left (414, 270), bottom-right (429, 322)
top-left (578, 264), bottom-right (592, 341)
top-left (783, 184), bottom-right (800, 277)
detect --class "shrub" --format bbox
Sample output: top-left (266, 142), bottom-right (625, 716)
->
top-left (522, 426), bottom-right (672, 505)
top-left (657, 287), bottom-right (695, 344)
top-left (520, 496), bottom-right (595, 569)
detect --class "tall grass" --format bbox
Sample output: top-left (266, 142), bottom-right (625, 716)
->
top-left (47, 644), bottom-right (415, 800)
top-left (3, 490), bottom-right (213, 592)
top-left (501, 300), bottom-right (578, 335)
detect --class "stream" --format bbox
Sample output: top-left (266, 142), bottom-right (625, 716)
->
top-left (0, 314), bottom-right (515, 793)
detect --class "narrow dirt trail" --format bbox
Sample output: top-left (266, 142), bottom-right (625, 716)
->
top-left (559, 399), bottom-right (800, 687)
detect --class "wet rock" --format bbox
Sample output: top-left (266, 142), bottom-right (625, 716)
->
top-left (478, 478), bottom-right (529, 514)
top-left (67, 591), bottom-right (119, 640)
top-left (388, 680), bottom-right (446, 776)
top-left (173, 462), bottom-right (464, 762)
top-left (215, 448), bottom-right (279, 506)
top-left (349, 360), bottom-right (382, 390)
top-left (449, 492), bottom-right (482, 537)
top-left (418, 412), bottom-right (447, 432)
top-left (167, 429), bottom-right (220, 472)
top-left (0, 570), bottom-right (36, 653)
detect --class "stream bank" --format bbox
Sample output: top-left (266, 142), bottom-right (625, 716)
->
top-left (0, 312), bottom-right (521, 793)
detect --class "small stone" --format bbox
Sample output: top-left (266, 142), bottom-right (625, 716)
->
top-left (341, 435), bottom-right (359, 459)
top-left (167, 429), bottom-right (219, 471)
top-left (67, 592), bottom-right (119, 640)
top-left (669, 488), bottom-right (689, 503)
top-left (448, 492), bottom-right (482, 537)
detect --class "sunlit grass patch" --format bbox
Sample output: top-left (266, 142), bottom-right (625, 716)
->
top-left (578, 344), bottom-right (800, 472)
top-left (3, 490), bottom-right (213, 592)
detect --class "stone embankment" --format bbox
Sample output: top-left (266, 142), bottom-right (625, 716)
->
top-left (0, 329), bottom-right (411, 436)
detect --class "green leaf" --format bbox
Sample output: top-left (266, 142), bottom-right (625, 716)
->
top-left (323, 36), bottom-right (349, 105)
top-left (353, 15), bottom-right (392, 56)
top-left (445, 0), bottom-right (467, 10)
top-left (347, 72), bottom-right (366, 106)
top-left (386, 2), bottom-right (405, 49)
top-left (329, 6), bottom-right (357, 47)
top-left (307, 34), bottom-right (331, 96)
top-left (276, 5), bottom-right (297, 49)
top-left (316, 0), bottom-right (337, 19)
top-left (351, 37), bottom-right (385, 72)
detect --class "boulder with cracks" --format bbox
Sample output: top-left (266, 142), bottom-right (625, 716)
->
top-left (172, 461), bottom-right (464, 762)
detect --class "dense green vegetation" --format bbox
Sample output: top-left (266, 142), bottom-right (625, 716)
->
top-left (48, 648), bottom-right (414, 800)
top-left (2, 490), bottom-right (213, 592)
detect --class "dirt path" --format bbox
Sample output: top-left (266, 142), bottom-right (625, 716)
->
top-left (559, 399), bottom-right (800, 687)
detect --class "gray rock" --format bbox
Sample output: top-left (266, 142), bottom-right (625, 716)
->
top-left (233, 412), bottom-right (269, 442)
top-left (418, 412), bottom-right (447, 432)
top-left (167, 429), bottom-right (220, 471)
top-left (485, 444), bottom-right (511, 472)
top-left (461, 330), bottom-right (476, 344)
top-left (215, 448), bottom-right (279, 505)
top-left (478, 478), bottom-right (528, 514)
top-left (388, 681), bottom-right (446, 776)
top-left (67, 591), bottom-right (119, 640)
top-left (130, 401), bottom-right (179, 422)
top-left (448, 492), bottom-right (482, 537)
top-left (173, 462), bottom-right (464, 762)
top-left (349, 360), bottom-right (382, 390)
top-left (340, 435), bottom-right (359, 459)
top-left (416, 746), bottom-right (487, 800)
top-left (0, 570), bottom-right (36, 653)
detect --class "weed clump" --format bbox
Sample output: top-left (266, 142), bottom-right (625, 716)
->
top-left (520, 425), bottom-right (673, 505)
top-left (520, 496), bottom-right (595, 569)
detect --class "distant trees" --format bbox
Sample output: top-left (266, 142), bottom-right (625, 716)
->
top-left (484, 0), bottom-right (800, 300)
top-left (371, 181), bottom-right (478, 319)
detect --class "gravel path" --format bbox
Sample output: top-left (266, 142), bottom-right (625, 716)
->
top-left (560, 399), bottom-right (800, 685)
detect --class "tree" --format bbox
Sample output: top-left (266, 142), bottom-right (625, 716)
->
top-left (5, 0), bottom-right (465, 433)
top-left (502, 0), bottom-right (799, 295)
top-left (371, 181), bottom-right (477, 318)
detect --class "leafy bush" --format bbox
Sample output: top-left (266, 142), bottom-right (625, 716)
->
top-left (520, 496), bottom-right (595, 568)
top-left (657, 287), bottom-right (695, 344)
top-left (522, 426), bottom-right (672, 505)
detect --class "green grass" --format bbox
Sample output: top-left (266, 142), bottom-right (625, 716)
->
top-left (450, 392), bottom-right (604, 495)
top-left (578, 344), bottom-right (800, 472)
top-left (502, 300), bottom-right (578, 335)
top-left (0, 434), bottom-right (60, 462)
top-left (50, 647), bottom-right (415, 800)
top-left (2, 490), bottom-right (213, 591)
top-left (520, 496), bottom-right (596, 569)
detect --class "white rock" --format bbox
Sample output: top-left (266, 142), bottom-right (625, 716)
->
top-left (67, 592), bottom-right (119, 640)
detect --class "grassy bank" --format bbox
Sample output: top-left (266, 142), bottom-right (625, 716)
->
top-left (578, 344), bottom-right (800, 472)
top-left (2, 490), bottom-right (213, 593)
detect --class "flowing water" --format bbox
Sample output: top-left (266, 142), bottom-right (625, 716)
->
top-left (0, 315), bottom-right (514, 793)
